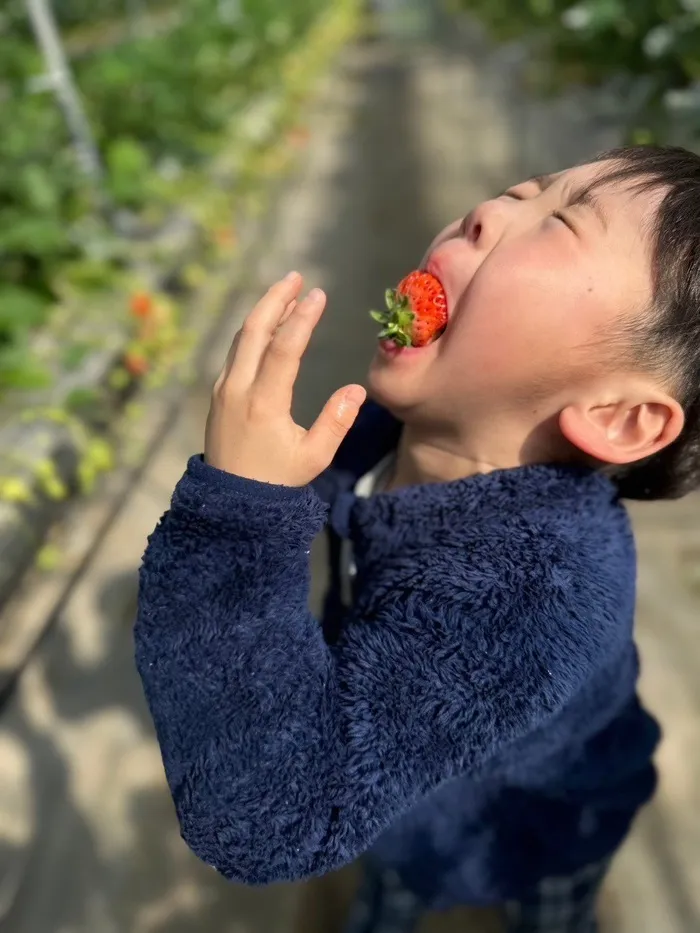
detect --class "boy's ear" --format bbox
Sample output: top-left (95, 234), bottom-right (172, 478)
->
top-left (559, 391), bottom-right (684, 465)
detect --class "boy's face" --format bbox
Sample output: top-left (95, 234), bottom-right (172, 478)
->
top-left (367, 161), bottom-right (660, 429)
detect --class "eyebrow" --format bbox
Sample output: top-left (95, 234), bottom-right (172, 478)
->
top-left (533, 173), bottom-right (610, 233)
top-left (567, 186), bottom-right (610, 233)
top-left (500, 173), bottom-right (610, 233)
top-left (531, 173), bottom-right (556, 191)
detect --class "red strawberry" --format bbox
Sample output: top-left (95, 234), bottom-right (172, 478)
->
top-left (287, 125), bottom-right (310, 149)
top-left (130, 292), bottom-right (153, 319)
top-left (370, 271), bottom-right (447, 347)
top-left (214, 226), bottom-right (237, 248)
top-left (124, 350), bottom-right (149, 377)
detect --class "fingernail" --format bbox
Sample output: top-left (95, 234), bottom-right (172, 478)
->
top-left (285, 270), bottom-right (299, 281)
top-left (308, 288), bottom-right (324, 302)
top-left (344, 385), bottom-right (366, 407)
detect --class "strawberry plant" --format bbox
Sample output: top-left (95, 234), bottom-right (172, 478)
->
top-left (454, 0), bottom-right (700, 143)
top-left (73, 0), bottom-right (330, 162)
top-left (0, 0), bottom-right (336, 396)
top-left (0, 24), bottom-right (89, 388)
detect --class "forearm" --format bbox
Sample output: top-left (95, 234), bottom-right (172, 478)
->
top-left (135, 456), bottom-right (333, 800)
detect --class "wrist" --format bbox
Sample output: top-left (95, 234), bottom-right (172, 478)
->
top-left (168, 457), bottom-right (329, 551)
top-left (193, 455), bottom-right (311, 498)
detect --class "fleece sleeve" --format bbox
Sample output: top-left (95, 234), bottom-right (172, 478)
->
top-left (135, 455), bottom-right (603, 885)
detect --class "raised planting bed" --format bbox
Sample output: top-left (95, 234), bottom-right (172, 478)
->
top-left (0, 0), bottom-right (363, 615)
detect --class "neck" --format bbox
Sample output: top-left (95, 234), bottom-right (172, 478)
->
top-left (387, 413), bottom-right (570, 491)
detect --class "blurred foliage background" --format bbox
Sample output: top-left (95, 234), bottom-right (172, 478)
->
top-left (453, 0), bottom-right (700, 143)
top-left (4, 0), bottom-right (700, 397)
top-left (0, 0), bottom-right (332, 394)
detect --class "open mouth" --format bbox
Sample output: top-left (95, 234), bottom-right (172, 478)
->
top-left (378, 338), bottom-right (421, 358)
top-left (378, 324), bottom-right (445, 358)
top-left (372, 266), bottom-right (449, 355)
top-left (419, 261), bottom-right (450, 342)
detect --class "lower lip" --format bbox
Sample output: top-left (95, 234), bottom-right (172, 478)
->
top-left (378, 339), bottom-right (436, 359)
top-left (379, 340), bottom-right (438, 360)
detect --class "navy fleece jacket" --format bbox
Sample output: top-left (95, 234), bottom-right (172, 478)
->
top-left (135, 401), bottom-right (660, 907)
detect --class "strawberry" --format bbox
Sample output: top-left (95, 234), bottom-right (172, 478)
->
top-left (130, 291), bottom-right (154, 319)
top-left (214, 226), bottom-right (237, 248)
top-left (124, 350), bottom-right (149, 377)
top-left (370, 271), bottom-right (447, 348)
top-left (287, 125), bottom-right (311, 149)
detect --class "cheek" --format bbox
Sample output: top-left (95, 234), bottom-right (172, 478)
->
top-left (442, 251), bottom-right (611, 380)
top-left (421, 220), bottom-right (463, 266)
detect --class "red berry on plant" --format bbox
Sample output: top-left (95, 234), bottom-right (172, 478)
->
top-left (124, 351), bottom-right (149, 377)
top-left (130, 292), bottom-right (154, 319)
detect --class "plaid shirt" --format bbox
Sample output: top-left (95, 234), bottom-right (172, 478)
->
top-left (344, 858), bottom-right (610, 933)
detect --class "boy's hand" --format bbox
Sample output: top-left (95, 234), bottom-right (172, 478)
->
top-left (204, 273), bottom-right (367, 486)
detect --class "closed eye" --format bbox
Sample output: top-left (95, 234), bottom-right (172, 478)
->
top-left (499, 188), bottom-right (578, 234)
top-left (551, 209), bottom-right (576, 234)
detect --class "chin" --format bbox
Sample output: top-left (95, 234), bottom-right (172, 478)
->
top-left (366, 356), bottom-right (424, 419)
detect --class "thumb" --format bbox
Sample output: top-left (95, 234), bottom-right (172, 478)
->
top-left (305, 384), bottom-right (367, 471)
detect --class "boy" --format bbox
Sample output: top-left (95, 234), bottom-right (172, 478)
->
top-left (135, 145), bottom-right (699, 932)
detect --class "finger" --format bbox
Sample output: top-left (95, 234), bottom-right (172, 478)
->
top-left (254, 288), bottom-right (327, 409)
top-left (228, 273), bottom-right (303, 386)
top-left (214, 328), bottom-right (242, 390)
top-left (304, 384), bottom-right (367, 472)
top-left (277, 298), bottom-right (297, 328)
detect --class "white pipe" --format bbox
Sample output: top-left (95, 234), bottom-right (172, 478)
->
top-left (25, 0), bottom-right (105, 189)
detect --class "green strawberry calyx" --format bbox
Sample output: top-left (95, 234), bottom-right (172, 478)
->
top-left (369, 288), bottom-right (414, 347)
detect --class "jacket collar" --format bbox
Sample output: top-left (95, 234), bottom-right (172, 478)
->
top-left (312, 401), bottom-right (402, 506)
top-left (314, 403), bottom-right (620, 546)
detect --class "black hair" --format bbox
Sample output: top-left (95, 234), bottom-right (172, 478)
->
top-left (578, 145), bottom-right (700, 500)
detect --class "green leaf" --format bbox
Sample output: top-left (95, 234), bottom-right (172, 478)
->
top-left (36, 544), bottom-right (62, 572)
top-left (0, 286), bottom-right (50, 334)
top-left (106, 138), bottom-right (153, 206)
top-left (65, 387), bottom-right (101, 411)
top-left (107, 138), bottom-right (150, 177)
top-left (21, 164), bottom-right (59, 212)
top-left (62, 342), bottom-right (93, 372)
top-left (58, 259), bottom-right (116, 291)
top-left (0, 343), bottom-right (52, 390)
top-left (0, 215), bottom-right (69, 255)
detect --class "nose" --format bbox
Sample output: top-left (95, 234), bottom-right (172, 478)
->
top-left (460, 200), bottom-right (507, 251)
